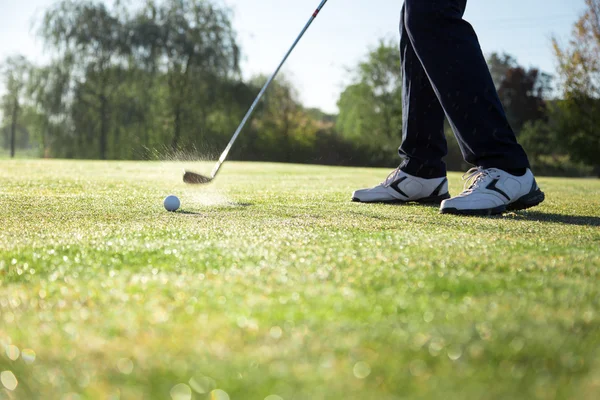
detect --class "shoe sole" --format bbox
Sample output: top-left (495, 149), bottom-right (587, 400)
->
top-left (440, 189), bottom-right (546, 216)
top-left (352, 193), bottom-right (451, 205)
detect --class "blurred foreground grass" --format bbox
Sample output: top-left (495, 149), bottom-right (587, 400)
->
top-left (0, 160), bottom-right (599, 399)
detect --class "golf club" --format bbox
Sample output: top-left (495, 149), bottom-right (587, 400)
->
top-left (183, 0), bottom-right (329, 185)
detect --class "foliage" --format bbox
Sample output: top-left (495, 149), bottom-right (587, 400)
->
top-left (552, 95), bottom-right (600, 175)
top-left (239, 75), bottom-right (316, 162)
top-left (488, 52), bottom-right (518, 90)
top-left (0, 0), bottom-right (598, 176)
top-left (135, 0), bottom-right (241, 151)
top-left (488, 52), bottom-right (552, 134)
top-left (335, 44), bottom-right (558, 171)
top-left (0, 56), bottom-right (31, 157)
top-left (30, 0), bottom-right (243, 160)
top-left (337, 39), bottom-right (402, 155)
top-left (552, 0), bottom-right (600, 174)
top-left (497, 67), bottom-right (551, 134)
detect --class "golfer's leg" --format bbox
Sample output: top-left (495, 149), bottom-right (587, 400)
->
top-left (403, 0), bottom-right (530, 170)
top-left (399, 5), bottom-right (448, 179)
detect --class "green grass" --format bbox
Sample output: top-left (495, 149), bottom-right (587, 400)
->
top-left (1, 159), bottom-right (599, 400)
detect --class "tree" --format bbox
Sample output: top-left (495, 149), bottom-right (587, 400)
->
top-left (497, 67), bottom-right (552, 133)
top-left (26, 59), bottom-right (74, 158)
top-left (34, 0), bottom-right (242, 159)
top-left (487, 52), bottom-right (552, 134)
top-left (1, 56), bottom-right (31, 158)
top-left (40, 0), bottom-right (130, 159)
top-left (245, 75), bottom-right (320, 162)
top-left (488, 52), bottom-right (518, 90)
top-left (130, 0), bottom-right (241, 151)
top-left (552, 0), bottom-right (600, 174)
top-left (336, 39), bottom-right (402, 152)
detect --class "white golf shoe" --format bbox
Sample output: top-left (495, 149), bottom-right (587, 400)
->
top-left (352, 168), bottom-right (450, 204)
top-left (440, 167), bottom-right (545, 215)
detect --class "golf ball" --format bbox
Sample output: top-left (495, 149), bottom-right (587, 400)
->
top-left (164, 195), bottom-right (180, 212)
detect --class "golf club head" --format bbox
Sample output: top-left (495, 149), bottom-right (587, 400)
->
top-left (183, 171), bottom-right (213, 185)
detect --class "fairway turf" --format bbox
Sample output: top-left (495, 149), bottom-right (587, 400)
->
top-left (1, 160), bottom-right (599, 400)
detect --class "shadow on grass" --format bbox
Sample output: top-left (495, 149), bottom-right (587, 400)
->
top-left (444, 211), bottom-right (600, 227)
top-left (350, 205), bottom-right (600, 228)
top-left (510, 211), bottom-right (600, 227)
top-left (230, 202), bottom-right (253, 207)
top-left (178, 210), bottom-right (204, 215)
top-left (351, 201), bottom-right (441, 209)
top-left (178, 203), bottom-right (253, 215)
top-left (214, 202), bottom-right (253, 209)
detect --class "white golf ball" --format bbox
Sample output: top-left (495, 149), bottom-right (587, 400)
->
top-left (163, 195), bottom-right (180, 212)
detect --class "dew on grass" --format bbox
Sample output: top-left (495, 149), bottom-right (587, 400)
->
top-left (210, 389), bottom-right (230, 400)
top-left (189, 375), bottom-right (216, 394)
top-left (171, 383), bottom-right (192, 400)
top-left (447, 346), bottom-right (463, 361)
top-left (319, 353), bottom-right (335, 371)
top-left (117, 358), bottom-right (134, 375)
top-left (5, 345), bottom-right (19, 361)
top-left (409, 360), bottom-right (427, 377)
top-left (412, 333), bottom-right (430, 349)
top-left (236, 316), bottom-right (248, 328)
top-left (22, 349), bottom-right (36, 364)
top-left (247, 320), bottom-right (259, 332)
top-left (269, 326), bottom-right (283, 340)
top-left (150, 307), bottom-right (169, 324)
top-left (0, 371), bottom-right (18, 391)
top-left (468, 342), bottom-right (484, 359)
top-left (353, 362), bottom-right (371, 379)
top-left (428, 340), bottom-right (444, 357)
top-left (423, 311), bottom-right (435, 323)
top-left (510, 338), bottom-right (525, 353)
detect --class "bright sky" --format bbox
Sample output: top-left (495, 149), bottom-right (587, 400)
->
top-left (0, 0), bottom-right (585, 114)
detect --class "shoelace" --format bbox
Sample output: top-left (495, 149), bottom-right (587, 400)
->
top-left (461, 167), bottom-right (492, 192)
top-left (383, 166), bottom-right (496, 192)
top-left (383, 168), bottom-right (402, 186)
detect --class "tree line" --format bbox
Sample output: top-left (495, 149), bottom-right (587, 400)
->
top-left (2, 0), bottom-right (599, 177)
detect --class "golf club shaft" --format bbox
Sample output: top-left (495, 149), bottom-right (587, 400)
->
top-left (210, 0), bottom-right (329, 179)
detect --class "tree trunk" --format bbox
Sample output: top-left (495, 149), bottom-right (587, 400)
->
top-left (172, 107), bottom-right (182, 151)
top-left (282, 110), bottom-right (291, 162)
top-left (170, 55), bottom-right (193, 151)
top-left (10, 98), bottom-right (19, 158)
top-left (100, 95), bottom-right (108, 160)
